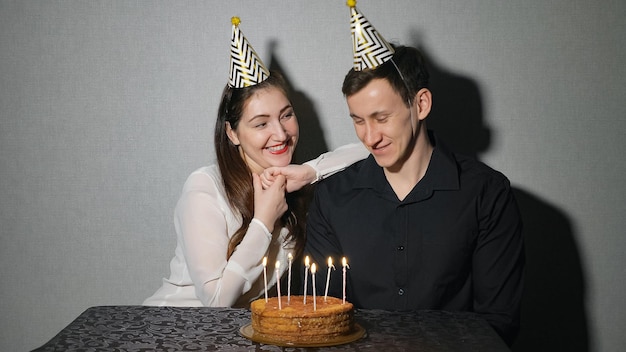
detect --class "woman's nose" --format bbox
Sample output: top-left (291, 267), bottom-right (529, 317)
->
top-left (272, 121), bottom-right (288, 140)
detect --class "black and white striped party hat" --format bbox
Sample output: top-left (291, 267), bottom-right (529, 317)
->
top-left (228, 17), bottom-right (269, 88)
top-left (347, 0), bottom-right (395, 71)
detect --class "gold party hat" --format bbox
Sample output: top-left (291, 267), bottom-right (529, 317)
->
top-left (347, 0), bottom-right (395, 71)
top-left (228, 17), bottom-right (270, 88)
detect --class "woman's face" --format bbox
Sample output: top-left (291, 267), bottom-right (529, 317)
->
top-left (226, 86), bottom-right (299, 174)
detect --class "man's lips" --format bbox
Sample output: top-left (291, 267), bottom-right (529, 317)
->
top-left (370, 142), bottom-right (390, 154)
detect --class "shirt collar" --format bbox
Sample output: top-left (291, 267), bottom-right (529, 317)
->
top-left (353, 131), bottom-right (460, 202)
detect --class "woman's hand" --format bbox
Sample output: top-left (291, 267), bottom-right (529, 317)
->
top-left (252, 173), bottom-right (288, 233)
top-left (261, 165), bottom-right (316, 193)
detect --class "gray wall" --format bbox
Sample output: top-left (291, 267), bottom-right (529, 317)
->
top-left (1, 1), bottom-right (624, 351)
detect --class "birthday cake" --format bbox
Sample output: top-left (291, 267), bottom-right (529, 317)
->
top-left (249, 295), bottom-right (354, 344)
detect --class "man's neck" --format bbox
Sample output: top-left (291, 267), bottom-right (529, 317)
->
top-left (384, 129), bottom-right (434, 201)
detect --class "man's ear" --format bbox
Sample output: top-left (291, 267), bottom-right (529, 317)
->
top-left (413, 88), bottom-right (432, 121)
top-left (225, 122), bottom-right (240, 146)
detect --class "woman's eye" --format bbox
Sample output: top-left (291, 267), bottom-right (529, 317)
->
top-left (281, 111), bottom-right (294, 120)
top-left (255, 122), bottom-right (267, 128)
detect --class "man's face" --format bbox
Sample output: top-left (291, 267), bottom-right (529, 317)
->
top-left (346, 78), bottom-right (416, 171)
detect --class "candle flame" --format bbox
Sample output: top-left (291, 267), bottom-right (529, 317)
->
top-left (288, 252), bottom-right (293, 260)
top-left (275, 260), bottom-right (280, 269)
top-left (342, 257), bottom-right (349, 268)
top-left (311, 263), bottom-right (317, 274)
top-left (262, 257), bottom-right (267, 266)
top-left (305, 255), bottom-right (310, 267)
top-left (327, 257), bottom-right (333, 266)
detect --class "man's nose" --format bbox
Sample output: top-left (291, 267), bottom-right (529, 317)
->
top-left (363, 122), bottom-right (380, 146)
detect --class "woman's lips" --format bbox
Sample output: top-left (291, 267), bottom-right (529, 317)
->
top-left (267, 143), bottom-right (288, 155)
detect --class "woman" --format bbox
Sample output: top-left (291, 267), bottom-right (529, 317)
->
top-left (143, 19), bottom-right (367, 307)
top-left (143, 72), bottom-right (296, 307)
top-left (144, 71), bottom-right (366, 307)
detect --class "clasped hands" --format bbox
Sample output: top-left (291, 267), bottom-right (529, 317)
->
top-left (251, 164), bottom-right (315, 232)
top-left (259, 164), bottom-right (317, 193)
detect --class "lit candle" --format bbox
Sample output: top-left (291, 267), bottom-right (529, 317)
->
top-left (287, 253), bottom-right (293, 304)
top-left (303, 256), bottom-right (310, 304)
top-left (324, 257), bottom-right (335, 302)
top-left (275, 260), bottom-right (282, 310)
top-left (262, 256), bottom-right (268, 302)
top-left (311, 263), bottom-right (317, 311)
top-left (342, 257), bottom-right (349, 304)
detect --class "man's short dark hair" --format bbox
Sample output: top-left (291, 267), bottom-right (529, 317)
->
top-left (342, 45), bottom-right (430, 106)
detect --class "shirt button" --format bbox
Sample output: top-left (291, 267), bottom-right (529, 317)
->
top-left (398, 288), bottom-right (404, 296)
top-left (397, 245), bottom-right (405, 251)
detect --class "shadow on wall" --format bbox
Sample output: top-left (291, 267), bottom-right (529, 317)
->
top-left (421, 50), bottom-right (490, 159)
top-left (512, 188), bottom-right (589, 351)
top-left (268, 41), bottom-right (330, 164)
top-left (412, 37), bottom-right (590, 351)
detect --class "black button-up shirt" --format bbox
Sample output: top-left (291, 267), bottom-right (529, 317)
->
top-left (305, 135), bottom-right (524, 345)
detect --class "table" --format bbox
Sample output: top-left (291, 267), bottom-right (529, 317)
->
top-left (33, 306), bottom-right (509, 351)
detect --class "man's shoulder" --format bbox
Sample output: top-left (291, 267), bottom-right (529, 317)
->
top-left (317, 158), bottom-right (367, 190)
top-left (454, 153), bottom-right (511, 189)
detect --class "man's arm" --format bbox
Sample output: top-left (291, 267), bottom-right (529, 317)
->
top-left (473, 176), bottom-right (525, 346)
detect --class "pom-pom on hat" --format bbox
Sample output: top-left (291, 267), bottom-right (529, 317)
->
top-left (228, 17), bottom-right (270, 88)
top-left (347, 0), bottom-right (395, 71)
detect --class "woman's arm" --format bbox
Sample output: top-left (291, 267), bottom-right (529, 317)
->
top-left (176, 171), bottom-right (286, 307)
top-left (303, 142), bottom-right (369, 183)
top-left (262, 143), bottom-right (369, 192)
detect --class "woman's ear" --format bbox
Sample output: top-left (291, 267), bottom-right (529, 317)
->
top-left (225, 122), bottom-right (240, 146)
top-left (413, 88), bottom-right (432, 121)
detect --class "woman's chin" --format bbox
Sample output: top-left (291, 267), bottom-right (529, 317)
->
top-left (265, 151), bottom-right (294, 167)
top-left (268, 159), bottom-right (292, 168)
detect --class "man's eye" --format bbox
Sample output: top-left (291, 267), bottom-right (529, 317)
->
top-left (352, 117), bottom-right (364, 125)
top-left (377, 116), bottom-right (389, 123)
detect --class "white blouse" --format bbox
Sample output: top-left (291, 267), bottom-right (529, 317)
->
top-left (143, 143), bottom-right (368, 307)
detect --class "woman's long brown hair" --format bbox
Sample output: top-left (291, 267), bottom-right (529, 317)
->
top-left (214, 71), bottom-right (308, 260)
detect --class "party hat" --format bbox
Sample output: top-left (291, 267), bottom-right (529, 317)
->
top-left (347, 0), bottom-right (395, 71)
top-left (228, 17), bottom-right (270, 88)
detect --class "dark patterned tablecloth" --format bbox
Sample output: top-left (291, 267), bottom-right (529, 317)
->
top-left (33, 306), bottom-right (509, 351)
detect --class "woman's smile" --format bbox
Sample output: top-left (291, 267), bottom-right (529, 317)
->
top-left (267, 143), bottom-right (289, 155)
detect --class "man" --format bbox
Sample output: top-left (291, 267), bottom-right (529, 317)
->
top-left (305, 42), bottom-right (524, 345)
top-left (303, 4), bottom-right (524, 345)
